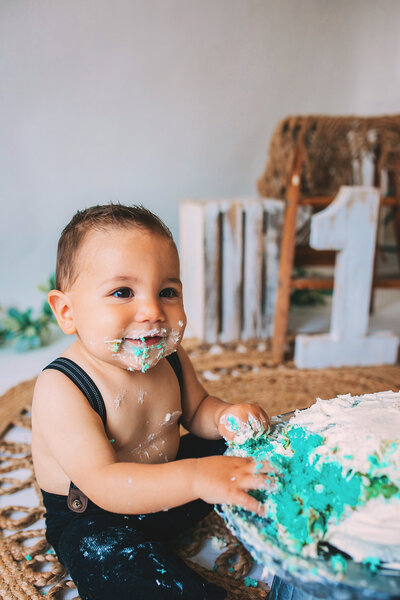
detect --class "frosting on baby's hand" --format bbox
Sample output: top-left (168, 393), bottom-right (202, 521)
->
top-left (219, 412), bottom-right (268, 444)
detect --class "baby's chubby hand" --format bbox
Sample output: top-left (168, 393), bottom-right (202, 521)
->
top-left (192, 455), bottom-right (276, 517)
top-left (217, 403), bottom-right (270, 444)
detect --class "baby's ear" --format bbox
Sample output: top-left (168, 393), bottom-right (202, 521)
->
top-left (47, 290), bottom-right (77, 335)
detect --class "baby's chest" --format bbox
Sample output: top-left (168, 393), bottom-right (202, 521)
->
top-left (103, 376), bottom-right (182, 452)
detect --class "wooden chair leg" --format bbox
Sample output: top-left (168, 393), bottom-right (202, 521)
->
top-left (393, 166), bottom-right (400, 271)
top-left (369, 196), bottom-right (382, 315)
top-left (393, 203), bottom-right (400, 271)
top-left (369, 154), bottom-right (382, 314)
top-left (272, 151), bottom-right (302, 364)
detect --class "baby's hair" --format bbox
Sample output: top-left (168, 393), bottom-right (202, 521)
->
top-left (55, 203), bottom-right (174, 291)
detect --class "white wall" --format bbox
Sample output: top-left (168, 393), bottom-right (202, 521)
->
top-left (1, 0), bottom-right (399, 309)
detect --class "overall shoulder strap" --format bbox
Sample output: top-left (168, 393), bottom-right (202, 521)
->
top-left (42, 357), bottom-right (108, 513)
top-left (43, 357), bottom-right (107, 428)
top-left (166, 351), bottom-right (183, 391)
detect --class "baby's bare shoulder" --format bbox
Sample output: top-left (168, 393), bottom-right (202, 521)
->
top-left (34, 367), bottom-right (71, 404)
top-left (33, 367), bottom-right (104, 431)
top-left (34, 367), bottom-right (81, 403)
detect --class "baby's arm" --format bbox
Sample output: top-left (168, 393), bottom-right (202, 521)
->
top-left (177, 346), bottom-right (270, 442)
top-left (33, 370), bottom-right (273, 516)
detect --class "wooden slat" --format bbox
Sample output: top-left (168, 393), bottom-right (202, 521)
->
top-left (294, 248), bottom-right (336, 267)
top-left (291, 278), bottom-right (334, 290)
top-left (299, 196), bottom-right (333, 207)
top-left (219, 202), bottom-right (243, 343)
top-left (204, 202), bottom-right (221, 343)
top-left (373, 277), bottom-right (400, 288)
top-left (299, 195), bottom-right (397, 207)
top-left (291, 276), bottom-right (400, 290)
top-left (263, 200), bottom-right (284, 338)
top-left (242, 201), bottom-right (264, 340)
top-left (181, 197), bottom-right (285, 344)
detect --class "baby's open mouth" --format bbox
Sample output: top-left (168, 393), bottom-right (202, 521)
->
top-left (125, 335), bottom-right (165, 348)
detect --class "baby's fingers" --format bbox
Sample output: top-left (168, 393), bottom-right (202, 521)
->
top-left (251, 459), bottom-right (278, 476)
top-left (232, 491), bottom-right (266, 517)
top-left (246, 472), bottom-right (278, 492)
top-left (250, 412), bottom-right (269, 430)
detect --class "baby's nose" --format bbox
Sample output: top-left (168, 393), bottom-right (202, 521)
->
top-left (135, 299), bottom-right (165, 322)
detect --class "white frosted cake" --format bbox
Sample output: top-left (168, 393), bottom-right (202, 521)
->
top-left (223, 391), bottom-right (400, 577)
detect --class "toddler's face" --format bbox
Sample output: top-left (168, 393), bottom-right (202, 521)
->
top-left (67, 226), bottom-right (186, 372)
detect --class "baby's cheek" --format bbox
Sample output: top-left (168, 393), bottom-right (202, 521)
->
top-left (165, 319), bottom-right (185, 353)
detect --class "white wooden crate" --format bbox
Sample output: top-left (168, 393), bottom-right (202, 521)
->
top-left (180, 198), bottom-right (285, 344)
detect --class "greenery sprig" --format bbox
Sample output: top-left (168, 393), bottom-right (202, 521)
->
top-left (290, 267), bottom-right (332, 306)
top-left (0, 275), bottom-right (57, 352)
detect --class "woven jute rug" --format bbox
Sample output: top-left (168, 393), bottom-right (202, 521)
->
top-left (1, 339), bottom-right (400, 600)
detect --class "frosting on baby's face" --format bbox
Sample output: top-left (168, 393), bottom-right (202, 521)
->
top-left (105, 320), bottom-right (185, 373)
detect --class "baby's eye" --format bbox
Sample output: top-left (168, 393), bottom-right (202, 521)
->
top-left (159, 287), bottom-right (178, 298)
top-left (112, 287), bottom-right (133, 298)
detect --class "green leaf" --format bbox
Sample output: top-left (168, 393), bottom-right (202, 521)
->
top-left (15, 335), bottom-right (40, 352)
top-left (290, 289), bottom-right (326, 306)
top-left (1, 273), bottom-right (57, 351)
top-left (24, 325), bottom-right (37, 337)
top-left (0, 327), bottom-right (7, 346)
top-left (2, 315), bottom-right (21, 333)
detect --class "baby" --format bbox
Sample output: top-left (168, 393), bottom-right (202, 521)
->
top-left (32, 204), bottom-right (273, 600)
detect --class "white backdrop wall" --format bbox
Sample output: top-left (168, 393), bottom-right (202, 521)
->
top-left (1, 0), bottom-right (399, 309)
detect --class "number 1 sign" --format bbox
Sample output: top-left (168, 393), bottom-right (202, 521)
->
top-left (294, 186), bottom-right (399, 369)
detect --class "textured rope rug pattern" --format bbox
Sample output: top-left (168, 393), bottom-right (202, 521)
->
top-left (1, 340), bottom-right (400, 599)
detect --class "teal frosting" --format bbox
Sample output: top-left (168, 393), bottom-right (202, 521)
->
top-left (330, 554), bottom-right (348, 574)
top-left (233, 426), bottom-right (362, 551)
top-left (229, 417), bottom-right (399, 572)
top-left (362, 556), bottom-right (381, 573)
top-left (243, 576), bottom-right (258, 587)
top-left (110, 341), bottom-right (121, 353)
top-left (225, 415), bottom-right (241, 432)
top-left (127, 338), bottom-right (167, 373)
